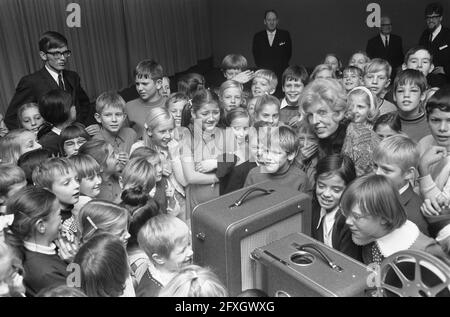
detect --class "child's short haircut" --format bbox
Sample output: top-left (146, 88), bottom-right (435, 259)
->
top-left (225, 107), bottom-right (249, 127)
top-left (221, 54), bottom-right (248, 71)
top-left (17, 149), bottom-right (52, 185)
top-left (219, 80), bottom-right (243, 99)
top-left (138, 214), bottom-right (189, 260)
top-left (373, 111), bottom-right (402, 133)
top-left (73, 233), bottom-right (129, 297)
top-left (254, 95), bottom-right (281, 115)
top-left (38, 89), bottom-right (73, 126)
top-left (316, 154), bottom-right (356, 185)
top-left (0, 130), bottom-right (25, 165)
top-left (299, 78), bottom-right (347, 113)
top-left (159, 265), bottom-right (228, 297)
top-left (282, 65), bottom-right (309, 86)
top-left (364, 58), bottom-right (392, 78)
top-left (177, 73), bottom-right (205, 99)
top-left (310, 64), bottom-right (336, 80)
top-left (253, 69), bottom-right (278, 92)
top-left (340, 174), bottom-right (407, 231)
top-left (393, 69), bottom-right (428, 93)
top-left (165, 92), bottom-right (189, 108)
top-left (426, 87), bottom-right (450, 118)
top-left (38, 31), bottom-right (67, 52)
top-left (134, 59), bottom-right (163, 80)
top-left (68, 154), bottom-right (101, 180)
top-left (17, 103), bottom-right (40, 127)
top-left (271, 125), bottom-right (299, 156)
top-left (32, 157), bottom-right (74, 189)
top-left (60, 123), bottom-right (90, 153)
top-left (95, 91), bottom-right (126, 114)
top-left (121, 157), bottom-right (156, 193)
top-left (348, 86), bottom-right (378, 122)
top-left (130, 146), bottom-right (160, 162)
top-left (78, 139), bottom-right (112, 168)
top-left (127, 200), bottom-right (159, 250)
top-left (342, 66), bottom-right (363, 78)
top-left (0, 164), bottom-right (26, 197)
top-left (404, 46), bottom-right (433, 64)
top-left (373, 135), bottom-right (420, 172)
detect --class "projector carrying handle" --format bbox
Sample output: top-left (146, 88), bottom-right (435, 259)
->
top-left (293, 243), bottom-right (343, 272)
top-left (230, 187), bottom-right (274, 208)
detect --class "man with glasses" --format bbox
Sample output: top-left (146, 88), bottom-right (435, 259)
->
top-left (366, 16), bottom-right (404, 80)
top-left (419, 2), bottom-right (450, 81)
top-left (5, 31), bottom-right (95, 129)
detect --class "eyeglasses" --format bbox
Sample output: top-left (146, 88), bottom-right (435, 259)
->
top-left (46, 50), bottom-right (72, 58)
top-left (425, 15), bottom-right (441, 20)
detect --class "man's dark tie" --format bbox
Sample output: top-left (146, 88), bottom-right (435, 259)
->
top-left (58, 72), bottom-right (65, 90)
top-left (384, 36), bottom-right (389, 48)
top-left (429, 32), bottom-right (433, 44)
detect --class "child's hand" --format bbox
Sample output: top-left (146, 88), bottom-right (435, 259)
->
top-left (195, 159), bottom-right (217, 173)
top-left (167, 139), bottom-right (180, 159)
top-left (55, 235), bottom-right (79, 262)
top-left (420, 198), bottom-right (442, 216)
top-left (233, 70), bottom-right (254, 84)
top-left (85, 124), bottom-right (101, 136)
top-left (300, 143), bottom-right (318, 160)
top-left (118, 152), bottom-right (129, 166)
top-left (162, 161), bottom-right (172, 177)
top-left (419, 146), bottom-right (447, 176)
top-left (165, 181), bottom-right (175, 198)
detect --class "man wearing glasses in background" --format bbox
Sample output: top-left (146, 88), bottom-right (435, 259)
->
top-left (5, 31), bottom-right (95, 130)
top-left (419, 2), bottom-right (450, 82)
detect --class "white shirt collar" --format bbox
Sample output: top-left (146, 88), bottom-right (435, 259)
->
top-left (380, 33), bottom-right (389, 40)
top-left (51, 127), bottom-right (62, 135)
top-left (280, 98), bottom-right (289, 109)
top-left (316, 206), bottom-right (339, 229)
top-left (23, 240), bottom-right (57, 255)
top-left (266, 29), bottom-right (276, 36)
top-left (398, 183), bottom-right (409, 195)
top-left (45, 65), bottom-right (60, 84)
top-left (376, 220), bottom-right (419, 257)
top-left (431, 24), bottom-right (442, 41)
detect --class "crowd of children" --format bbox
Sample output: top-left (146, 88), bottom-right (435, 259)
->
top-left (1, 29), bottom-right (450, 297)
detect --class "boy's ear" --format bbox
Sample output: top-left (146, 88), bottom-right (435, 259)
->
top-left (401, 63), bottom-right (407, 70)
top-left (39, 51), bottom-right (48, 62)
top-left (384, 78), bottom-right (391, 89)
top-left (118, 176), bottom-right (123, 189)
top-left (35, 219), bottom-right (46, 234)
top-left (287, 152), bottom-right (296, 161)
top-left (429, 63), bottom-right (435, 74)
top-left (155, 79), bottom-right (163, 90)
top-left (151, 253), bottom-right (165, 265)
top-left (94, 113), bottom-right (102, 124)
top-left (404, 167), bottom-right (417, 182)
top-left (269, 88), bottom-right (276, 95)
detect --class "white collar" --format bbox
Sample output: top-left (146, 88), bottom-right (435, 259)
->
top-left (23, 240), bottom-right (57, 255)
top-left (398, 183), bottom-right (409, 195)
top-left (266, 29), bottom-right (276, 35)
top-left (280, 98), bottom-right (288, 109)
top-left (380, 33), bottom-right (389, 39)
top-left (51, 126), bottom-right (62, 135)
top-left (45, 65), bottom-right (60, 84)
top-left (432, 25), bottom-right (442, 39)
top-left (376, 220), bottom-right (419, 257)
top-left (316, 206), bottom-right (339, 229)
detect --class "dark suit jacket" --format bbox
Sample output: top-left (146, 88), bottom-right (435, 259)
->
top-left (419, 26), bottom-right (450, 79)
top-left (399, 184), bottom-right (430, 236)
top-left (5, 67), bottom-right (94, 129)
top-left (366, 33), bottom-right (404, 70)
top-left (311, 200), bottom-right (362, 262)
top-left (252, 29), bottom-right (292, 78)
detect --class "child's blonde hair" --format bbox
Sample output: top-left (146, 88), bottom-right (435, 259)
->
top-left (221, 54), bottom-right (248, 71)
top-left (95, 91), bottom-right (126, 114)
top-left (32, 157), bottom-right (74, 189)
top-left (269, 125), bottom-right (299, 156)
top-left (0, 164), bottom-right (26, 198)
top-left (364, 58), bottom-right (392, 78)
top-left (254, 95), bottom-right (280, 116)
top-left (0, 129), bottom-right (30, 164)
top-left (143, 107), bottom-right (174, 148)
top-left (373, 135), bottom-right (419, 173)
top-left (68, 154), bottom-right (101, 180)
top-left (219, 80), bottom-right (243, 99)
top-left (310, 64), bottom-right (336, 80)
top-left (159, 265), bottom-right (228, 297)
top-left (17, 103), bottom-right (40, 128)
top-left (121, 157), bottom-right (156, 193)
top-left (253, 69), bottom-right (278, 92)
top-left (138, 214), bottom-right (189, 261)
top-left (78, 200), bottom-right (129, 243)
top-left (348, 86), bottom-right (378, 122)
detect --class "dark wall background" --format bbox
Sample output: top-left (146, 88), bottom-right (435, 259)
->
top-left (210, 0), bottom-right (450, 69)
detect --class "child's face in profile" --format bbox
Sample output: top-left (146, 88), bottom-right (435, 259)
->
top-left (345, 203), bottom-right (387, 245)
top-left (247, 98), bottom-right (257, 117)
top-left (63, 136), bottom-right (87, 157)
top-left (135, 76), bottom-right (161, 102)
top-left (46, 199), bottom-right (63, 241)
top-left (96, 106), bottom-right (126, 134)
top-left (349, 53), bottom-right (367, 71)
top-left (316, 173), bottom-right (346, 212)
top-left (282, 79), bottom-right (304, 104)
top-left (168, 100), bottom-right (186, 127)
top-left (221, 87), bottom-right (242, 112)
top-left (148, 119), bottom-right (174, 149)
top-left (148, 156), bottom-right (163, 182)
top-left (255, 103), bottom-right (279, 127)
top-left (230, 116), bottom-right (250, 144)
top-left (394, 83), bottom-right (425, 116)
top-left (375, 124), bottom-right (398, 140)
top-left (20, 107), bottom-right (44, 133)
top-left (342, 70), bottom-right (361, 91)
top-left (364, 70), bottom-right (390, 97)
top-left (373, 159), bottom-right (407, 189)
top-left (18, 131), bottom-right (42, 155)
top-left (348, 94), bottom-right (370, 124)
top-left (252, 77), bottom-right (272, 97)
top-left (224, 68), bottom-right (241, 80)
top-left (80, 173), bottom-right (102, 198)
top-left (405, 50), bottom-right (434, 76)
top-left (164, 232), bottom-right (193, 272)
top-left (51, 168), bottom-right (80, 207)
top-left (428, 108), bottom-right (450, 149)
top-left (160, 77), bottom-right (171, 98)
